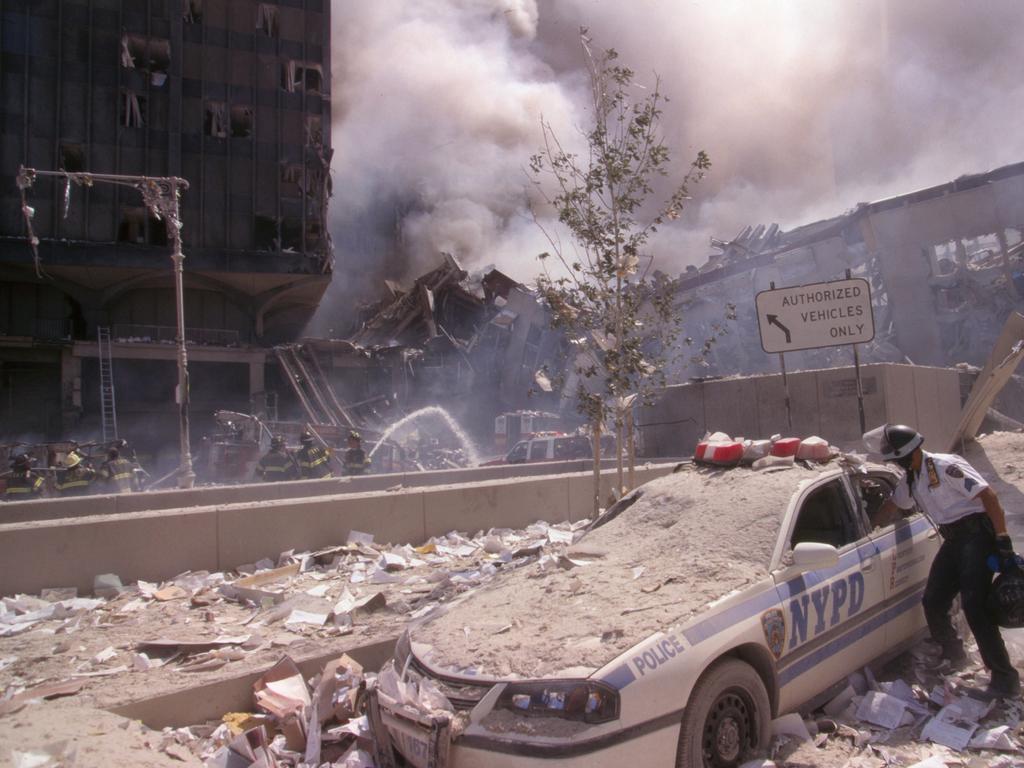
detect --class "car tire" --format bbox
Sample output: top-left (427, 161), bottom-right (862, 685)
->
top-left (675, 658), bottom-right (771, 768)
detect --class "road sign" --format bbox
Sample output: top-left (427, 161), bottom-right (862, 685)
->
top-left (755, 277), bottom-right (874, 354)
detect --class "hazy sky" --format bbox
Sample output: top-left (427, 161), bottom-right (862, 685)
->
top-left (327, 0), bottom-right (1024, 293)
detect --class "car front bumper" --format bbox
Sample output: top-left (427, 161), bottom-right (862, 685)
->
top-left (367, 684), bottom-right (680, 768)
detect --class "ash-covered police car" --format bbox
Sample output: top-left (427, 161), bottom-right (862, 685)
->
top-left (367, 460), bottom-right (938, 768)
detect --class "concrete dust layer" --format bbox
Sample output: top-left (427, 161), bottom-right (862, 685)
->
top-left (0, 699), bottom-right (202, 767)
top-left (416, 463), bottom-right (819, 678)
top-left (0, 527), bottom-right (556, 714)
top-left (0, 591), bottom-right (397, 713)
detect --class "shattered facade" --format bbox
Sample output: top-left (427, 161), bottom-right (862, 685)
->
top-left (0, 1), bottom-right (333, 463)
top-left (274, 255), bottom-right (569, 446)
top-left (672, 161), bottom-right (1024, 379)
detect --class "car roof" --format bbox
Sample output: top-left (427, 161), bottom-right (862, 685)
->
top-left (413, 461), bottom-right (835, 680)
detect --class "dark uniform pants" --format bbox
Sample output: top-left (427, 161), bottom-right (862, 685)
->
top-left (924, 513), bottom-right (1018, 687)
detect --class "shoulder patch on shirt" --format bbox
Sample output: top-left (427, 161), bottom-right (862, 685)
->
top-left (946, 464), bottom-right (964, 479)
top-left (925, 457), bottom-right (940, 488)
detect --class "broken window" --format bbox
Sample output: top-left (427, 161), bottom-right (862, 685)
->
top-left (59, 143), bottom-right (85, 172)
top-left (305, 218), bottom-right (323, 245)
top-left (204, 101), bottom-right (227, 137)
top-left (790, 480), bottom-right (861, 550)
top-left (280, 163), bottom-right (304, 197)
top-left (184, 0), bottom-right (202, 23)
top-left (256, 4), bottom-right (278, 37)
top-left (280, 217), bottom-right (302, 251)
top-left (305, 115), bottom-right (323, 147)
top-left (254, 215), bottom-right (279, 250)
top-left (120, 90), bottom-right (145, 127)
top-left (230, 105), bottom-right (253, 138)
top-left (282, 61), bottom-right (322, 94)
top-left (118, 207), bottom-right (167, 246)
top-left (121, 34), bottom-right (171, 75)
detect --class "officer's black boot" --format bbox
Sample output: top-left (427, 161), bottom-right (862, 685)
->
top-left (941, 640), bottom-right (968, 669)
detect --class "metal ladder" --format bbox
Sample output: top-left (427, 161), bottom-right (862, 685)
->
top-left (273, 345), bottom-right (353, 427)
top-left (98, 326), bottom-right (118, 441)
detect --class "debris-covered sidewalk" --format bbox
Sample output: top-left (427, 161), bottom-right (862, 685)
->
top-left (0, 520), bottom-right (588, 717)
top-left (754, 630), bottom-right (1024, 768)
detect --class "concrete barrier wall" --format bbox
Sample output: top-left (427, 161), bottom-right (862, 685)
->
top-left (0, 464), bottom-right (676, 596)
top-left (639, 363), bottom-right (961, 457)
top-left (0, 457), bottom-right (676, 525)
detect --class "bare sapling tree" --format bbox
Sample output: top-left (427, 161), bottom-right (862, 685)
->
top-left (529, 29), bottom-right (710, 513)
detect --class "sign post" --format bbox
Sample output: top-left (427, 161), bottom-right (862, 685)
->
top-left (756, 277), bottom-right (875, 435)
top-left (846, 269), bottom-right (867, 434)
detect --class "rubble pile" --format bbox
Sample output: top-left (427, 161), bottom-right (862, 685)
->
top-left (758, 637), bottom-right (1024, 768)
top-left (0, 520), bottom-right (590, 712)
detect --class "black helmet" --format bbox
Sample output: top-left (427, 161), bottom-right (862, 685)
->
top-left (864, 424), bottom-right (923, 461)
top-left (11, 453), bottom-right (31, 470)
top-left (989, 566), bottom-right (1024, 628)
top-left (300, 430), bottom-right (314, 445)
top-left (271, 434), bottom-right (286, 449)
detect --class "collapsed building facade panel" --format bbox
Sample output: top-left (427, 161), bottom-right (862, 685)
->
top-left (303, 256), bottom-right (569, 446)
top-left (674, 161), bottom-right (1024, 379)
top-left (0, 0), bottom-right (333, 463)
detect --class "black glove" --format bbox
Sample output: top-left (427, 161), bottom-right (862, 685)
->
top-left (997, 533), bottom-right (1014, 558)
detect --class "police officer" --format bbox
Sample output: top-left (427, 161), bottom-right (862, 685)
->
top-left (342, 431), bottom-right (369, 476)
top-left (55, 451), bottom-right (97, 497)
top-left (871, 424), bottom-right (1020, 700)
top-left (3, 453), bottom-right (44, 500)
top-left (295, 430), bottom-right (333, 479)
top-left (254, 435), bottom-right (299, 482)
top-left (99, 445), bottom-right (137, 494)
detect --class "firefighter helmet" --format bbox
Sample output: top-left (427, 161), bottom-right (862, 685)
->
top-left (300, 430), bottom-right (314, 445)
top-left (348, 431), bottom-right (361, 442)
top-left (65, 451), bottom-right (83, 469)
top-left (989, 566), bottom-right (1024, 628)
top-left (11, 453), bottom-right (31, 470)
top-left (271, 434), bottom-right (286, 449)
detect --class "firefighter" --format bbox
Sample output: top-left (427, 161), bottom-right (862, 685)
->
top-left (295, 430), bottom-right (333, 479)
top-left (254, 435), bottom-right (299, 482)
top-left (342, 431), bottom-right (370, 476)
top-left (3, 453), bottom-right (44, 500)
top-left (55, 451), bottom-right (96, 497)
top-left (98, 445), bottom-right (137, 494)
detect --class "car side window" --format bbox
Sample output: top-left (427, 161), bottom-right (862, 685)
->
top-left (790, 479), bottom-right (862, 550)
top-left (556, 437), bottom-right (590, 459)
top-left (507, 442), bottom-right (528, 462)
top-left (528, 440), bottom-right (548, 460)
top-left (855, 473), bottom-right (915, 528)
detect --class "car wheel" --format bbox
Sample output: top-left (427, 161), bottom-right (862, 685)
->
top-left (675, 658), bottom-right (771, 768)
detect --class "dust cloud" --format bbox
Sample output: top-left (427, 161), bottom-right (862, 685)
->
top-left (320, 0), bottom-right (1024, 329)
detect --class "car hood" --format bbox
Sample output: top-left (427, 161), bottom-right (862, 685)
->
top-left (410, 463), bottom-right (816, 679)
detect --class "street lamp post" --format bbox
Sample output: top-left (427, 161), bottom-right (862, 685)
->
top-left (16, 167), bottom-right (196, 488)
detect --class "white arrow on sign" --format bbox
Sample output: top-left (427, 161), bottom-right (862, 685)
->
top-left (755, 277), bottom-right (874, 354)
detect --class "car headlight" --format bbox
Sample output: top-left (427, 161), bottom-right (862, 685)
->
top-left (496, 681), bottom-right (619, 724)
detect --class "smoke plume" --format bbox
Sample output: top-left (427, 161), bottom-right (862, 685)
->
top-left (321, 0), bottom-right (1024, 327)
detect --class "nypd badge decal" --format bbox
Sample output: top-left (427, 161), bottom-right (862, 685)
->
top-left (761, 608), bottom-right (786, 659)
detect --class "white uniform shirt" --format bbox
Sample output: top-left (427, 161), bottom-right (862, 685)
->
top-left (891, 450), bottom-right (988, 525)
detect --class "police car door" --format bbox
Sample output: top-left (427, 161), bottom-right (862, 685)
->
top-left (773, 475), bottom-right (887, 712)
top-left (856, 470), bottom-right (939, 649)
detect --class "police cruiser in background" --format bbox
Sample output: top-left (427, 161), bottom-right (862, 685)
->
top-left (367, 458), bottom-right (939, 768)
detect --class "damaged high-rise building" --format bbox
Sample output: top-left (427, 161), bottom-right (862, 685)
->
top-left (672, 161), bottom-right (1024, 379)
top-left (0, 0), bottom-right (333, 461)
